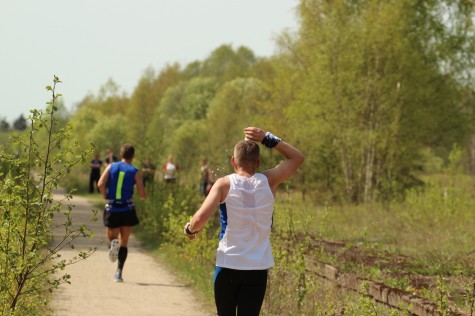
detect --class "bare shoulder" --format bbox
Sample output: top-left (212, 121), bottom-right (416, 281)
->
top-left (212, 176), bottom-right (230, 203)
top-left (214, 176), bottom-right (230, 190)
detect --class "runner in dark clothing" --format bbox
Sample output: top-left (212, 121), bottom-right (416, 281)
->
top-left (89, 153), bottom-right (103, 193)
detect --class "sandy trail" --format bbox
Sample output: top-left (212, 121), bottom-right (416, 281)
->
top-left (49, 191), bottom-right (211, 316)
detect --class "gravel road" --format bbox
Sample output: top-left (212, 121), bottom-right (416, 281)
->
top-left (49, 191), bottom-right (212, 316)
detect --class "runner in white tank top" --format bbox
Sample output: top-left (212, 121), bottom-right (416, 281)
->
top-left (183, 127), bottom-right (304, 316)
top-left (217, 173), bottom-right (275, 270)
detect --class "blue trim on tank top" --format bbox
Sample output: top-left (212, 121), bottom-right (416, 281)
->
top-left (219, 203), bottom-right (228, 240)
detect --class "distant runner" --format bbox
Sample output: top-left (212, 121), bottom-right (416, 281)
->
top-left (162, 155), bottom-right (179, 183)
top-left (98, 143), bottom-right (147, 282)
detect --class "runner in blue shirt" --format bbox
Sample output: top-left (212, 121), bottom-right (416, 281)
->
top-left (98, 143), bottom-right (147, 282)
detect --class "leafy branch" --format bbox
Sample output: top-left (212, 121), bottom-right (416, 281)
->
top-left (0, 76), bottom-right (97, 314)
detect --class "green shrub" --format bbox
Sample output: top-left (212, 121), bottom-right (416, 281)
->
top-left (0, 77), bottom-right (96, 315)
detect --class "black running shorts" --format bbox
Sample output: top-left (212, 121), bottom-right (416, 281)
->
top-left (214, 267), bottom-right (268, 316)
top-left (103, 208), bottom-right (140, 228)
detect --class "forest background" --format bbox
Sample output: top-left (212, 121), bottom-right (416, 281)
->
top-left (1, 0), bottom-right (475, 315)
top-left (1, 0), bottom-right (473, 205)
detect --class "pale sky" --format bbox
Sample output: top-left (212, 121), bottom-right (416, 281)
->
top-left (0, 1), bottom-right (299, 123)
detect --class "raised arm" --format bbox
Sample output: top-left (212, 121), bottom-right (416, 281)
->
top-left (244, 127), bottom-right (304, 194)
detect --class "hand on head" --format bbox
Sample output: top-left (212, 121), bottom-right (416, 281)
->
top-left (244, 127), bottom-right (266, 142)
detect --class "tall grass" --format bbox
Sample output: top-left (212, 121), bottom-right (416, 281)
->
top-left (276, 174), bottom-right (475, 275)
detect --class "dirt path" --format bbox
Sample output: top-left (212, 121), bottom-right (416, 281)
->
top-left (50, 191), bottom-right (211, 316)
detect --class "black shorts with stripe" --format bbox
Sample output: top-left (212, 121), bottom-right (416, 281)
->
top-left (103, 207), bottom-right (140, 228)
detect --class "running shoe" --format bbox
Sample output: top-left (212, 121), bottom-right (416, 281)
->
top-left (109, 239), bottom-right (120, 262)
top-left (114, 269), bottom-right (123, 282)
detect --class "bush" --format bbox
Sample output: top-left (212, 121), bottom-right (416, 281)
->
top-left (0, 77), bottom-right (96, 314)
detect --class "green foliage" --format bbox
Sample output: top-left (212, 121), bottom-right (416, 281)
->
top-left (201, 44), bottom-right (257, 82)
top-left (0, 131), bottom-right (13, 148)
top-left (349, 281), bottom-right (379, 316)
top-left (126, 65), bottom-right (181, 151)
top-left (135, 182), bottom-right (203, 240)
top-left (0, 77), bottom-right (96, 314)
top-left (86, 115), bottom-right (129, 152)
top-left (435, 276), bottom-right (451, 315)
top-left (146, 77), bottom-right (217, 164)
top-left (205, 77), bottom-right (270, 156)
top-left (277, 0), bottom-right (475, 203)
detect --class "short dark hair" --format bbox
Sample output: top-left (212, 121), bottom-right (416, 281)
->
top-left (234, 140), bottom-right (260, 167)
top-left (120, 144), bottom-right (135, 160)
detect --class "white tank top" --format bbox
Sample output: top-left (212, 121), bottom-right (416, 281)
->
top-left (216, 173), bottom-right (275, 270)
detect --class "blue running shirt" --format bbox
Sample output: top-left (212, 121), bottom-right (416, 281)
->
top-left (107, 162), bottom-right (138, 212)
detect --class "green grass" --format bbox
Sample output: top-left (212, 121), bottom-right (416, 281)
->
top-left (273, 174), bottom-right (475, 276)
top-left (0, 131), bottom-right (12, 146)
top-left (270, 173), bottom-right (475, 313)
